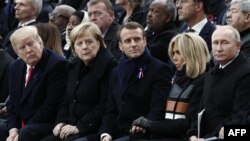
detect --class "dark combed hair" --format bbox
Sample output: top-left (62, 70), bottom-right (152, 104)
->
top-left (117, 22), bottom-right (145, 42)
top-left (72, 10), bottom-right (85, 22)
top-left (195, 0), bottom-right (210, 15)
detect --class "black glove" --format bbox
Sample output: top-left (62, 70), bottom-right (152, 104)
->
top-left (132, 117), bottom-right (151, 129)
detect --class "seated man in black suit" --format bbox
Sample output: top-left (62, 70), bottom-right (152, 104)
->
top-left (188, 26), bottom-right (250, 141)
top-left (0, 26), bottom-right (68, 141)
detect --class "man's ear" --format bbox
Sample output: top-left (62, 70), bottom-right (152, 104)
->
top-left (165, 14), bottom-right (171, 23)
top-left (244, 13), bottom-right (250, 23)
top-left (195, 2), bottom-right (203, 12)
top-left (118, 42), bottom-right (123, 52)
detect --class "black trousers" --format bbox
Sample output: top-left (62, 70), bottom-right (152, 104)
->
top-left (41, 134), bottom-right (83, 141)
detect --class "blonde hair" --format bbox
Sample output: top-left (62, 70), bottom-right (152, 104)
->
top-left (70, 22), bottom-right (106, 50)
top-left (169, 33), bottom-right (210, 78)
top-left (10, 26), bottom-right (43, 53)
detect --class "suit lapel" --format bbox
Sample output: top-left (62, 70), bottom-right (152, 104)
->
top-left (20, 68), bottom-right (41, 103)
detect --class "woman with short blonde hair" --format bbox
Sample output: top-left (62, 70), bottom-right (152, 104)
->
top-left (169, 33), bottom-right (210, 78)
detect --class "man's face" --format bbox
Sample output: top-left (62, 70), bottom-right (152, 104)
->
top-left (15, 0), bottom-right (36, 22)
top-left (147, 1), bottom-right (170, 30)
top-left (49, 7), bottom-right (69, 31)
top-left (119, 28), bottom-right (146, 59)
top-left (226, 3), bottom-right (247, 32)
top-left (15, 36), bottom-right (43, 66)
top-left (176, 0), bottom-right (198, 22)
top-left (88, 2), bottom-right (113, 33)
top-left (212, 28), bottom-right (240, 66)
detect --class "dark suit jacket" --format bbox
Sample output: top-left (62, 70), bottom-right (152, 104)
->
top-left (240, 28), bottom-right (250, 60)
top-left (118, 6), bottom-right (147, 27)
top-left (0, 49), bottom-right (14, 103)
top-left (56, 47), bottom-right (117, 135)
top-left (104, 22), bottom-right (121, 60)
top-left (187, 53), bottom-right (250, 138)
top-left (7, 49), bottom-right (68, 129)
top-left (100, 50), bottom-right (173, 139)
top-left (179, 21), bottom-right (215, 51)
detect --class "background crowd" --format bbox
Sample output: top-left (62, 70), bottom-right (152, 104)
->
top-left (0, 0), bottom-right (250, 141)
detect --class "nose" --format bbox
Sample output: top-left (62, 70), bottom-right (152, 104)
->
top-left (14, 3), bottom-right (19, 10)
top-left (131, 39), bottom-right (137, 47)
top-left (147, 10), bottom-right (152, 18)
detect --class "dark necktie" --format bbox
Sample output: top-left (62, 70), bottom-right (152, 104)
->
top-left (186, 28), bottom-right (195, 33)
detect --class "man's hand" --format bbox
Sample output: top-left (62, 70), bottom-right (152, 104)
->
top-left (219, 127), bottom-right (224, 139)
top-left (189, 136), bottom-right (205, 141)
top-left (6, 128), bottom-right (18, 141)
top-left (53, 123), bottom-right (65, 136)
top-left (59, 124), bottom-right (79, 139)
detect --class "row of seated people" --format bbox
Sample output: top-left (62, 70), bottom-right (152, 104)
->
top-left (0, 1), bottom-right (250, 140)
top-left (1, 21), bottom-right (250, 141)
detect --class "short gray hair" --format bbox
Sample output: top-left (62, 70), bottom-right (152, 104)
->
top-left (166, 0), bottom-right (177, 21)
top-left (32, 0), bottom-right (43, 15)
top-left (231, 0), bottom-right (250, 13)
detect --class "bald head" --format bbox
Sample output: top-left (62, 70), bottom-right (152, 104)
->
top-left (49, 5), bottom-right (76, 31)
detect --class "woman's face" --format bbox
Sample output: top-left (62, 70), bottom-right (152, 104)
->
top-left (172, 44), bottom-right (185, 70)
top-left (67, 15), bottom-right (81, 34)
top-left (74, 31), bottom-right (100, 65)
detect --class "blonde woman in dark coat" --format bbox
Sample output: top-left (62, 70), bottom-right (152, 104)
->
top-left (41, 22), bottom-right (117, 141)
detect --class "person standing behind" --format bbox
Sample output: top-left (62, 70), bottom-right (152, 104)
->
top-left (116, 0), bottom-right (147, 27)
top-left (188, 25), bottom-right (250, 140)
top-left (226, 0), bottom-right (250, 60)
top-left (41, 22), bottom-right (117, 141)
top-left (35, 23), bottom-right (64, 56)
top-left (87, 0), bottom-right (122, 59)
top-left (177, 0), bottom-right (215, 51)
top-left (0, 26), bottom-right (68, 141)
top-left (146, 0), bottom-right (178, 73)
top-left (99, 22), bottom-right (173, 141)
top-left (0, 49), bottom-right (14, 103)
top-left (2, 0), bottom-right (43, 59)
top-left (49, 4), bottom-right (76, 59)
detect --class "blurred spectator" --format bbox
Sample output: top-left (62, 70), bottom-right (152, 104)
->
top-left (49, 4), bottom-right (76, 59)
top-left (177, 0), bottom-right (215, 51)
top-left (87, 0), bottom-right (122, 59)
top-left (34, 23), bottom-right (64, 56)
top-left (2, 0), bottom-right (43, 59)
top-left (116, 0), bottom-right (147, 27)
top-left (208, 0), bottom-right (228, 25)
top-left (0, 49), bottom-right (14, 103)
top-left (60, 0), bottom-right (83, 10)
top-left (146, 0), bottom-right (178, 74)
top-left (64, 10), bottom-right (88, 60)
top-left (226, 0), bottom-right (250, 60)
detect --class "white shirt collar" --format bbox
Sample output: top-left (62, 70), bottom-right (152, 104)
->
top-left (18, 19), bottom-right (36, 27)
top-left (188, 18), bottom-right (208, 34)
top-left (219, 53), bottom-right (239, 69)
